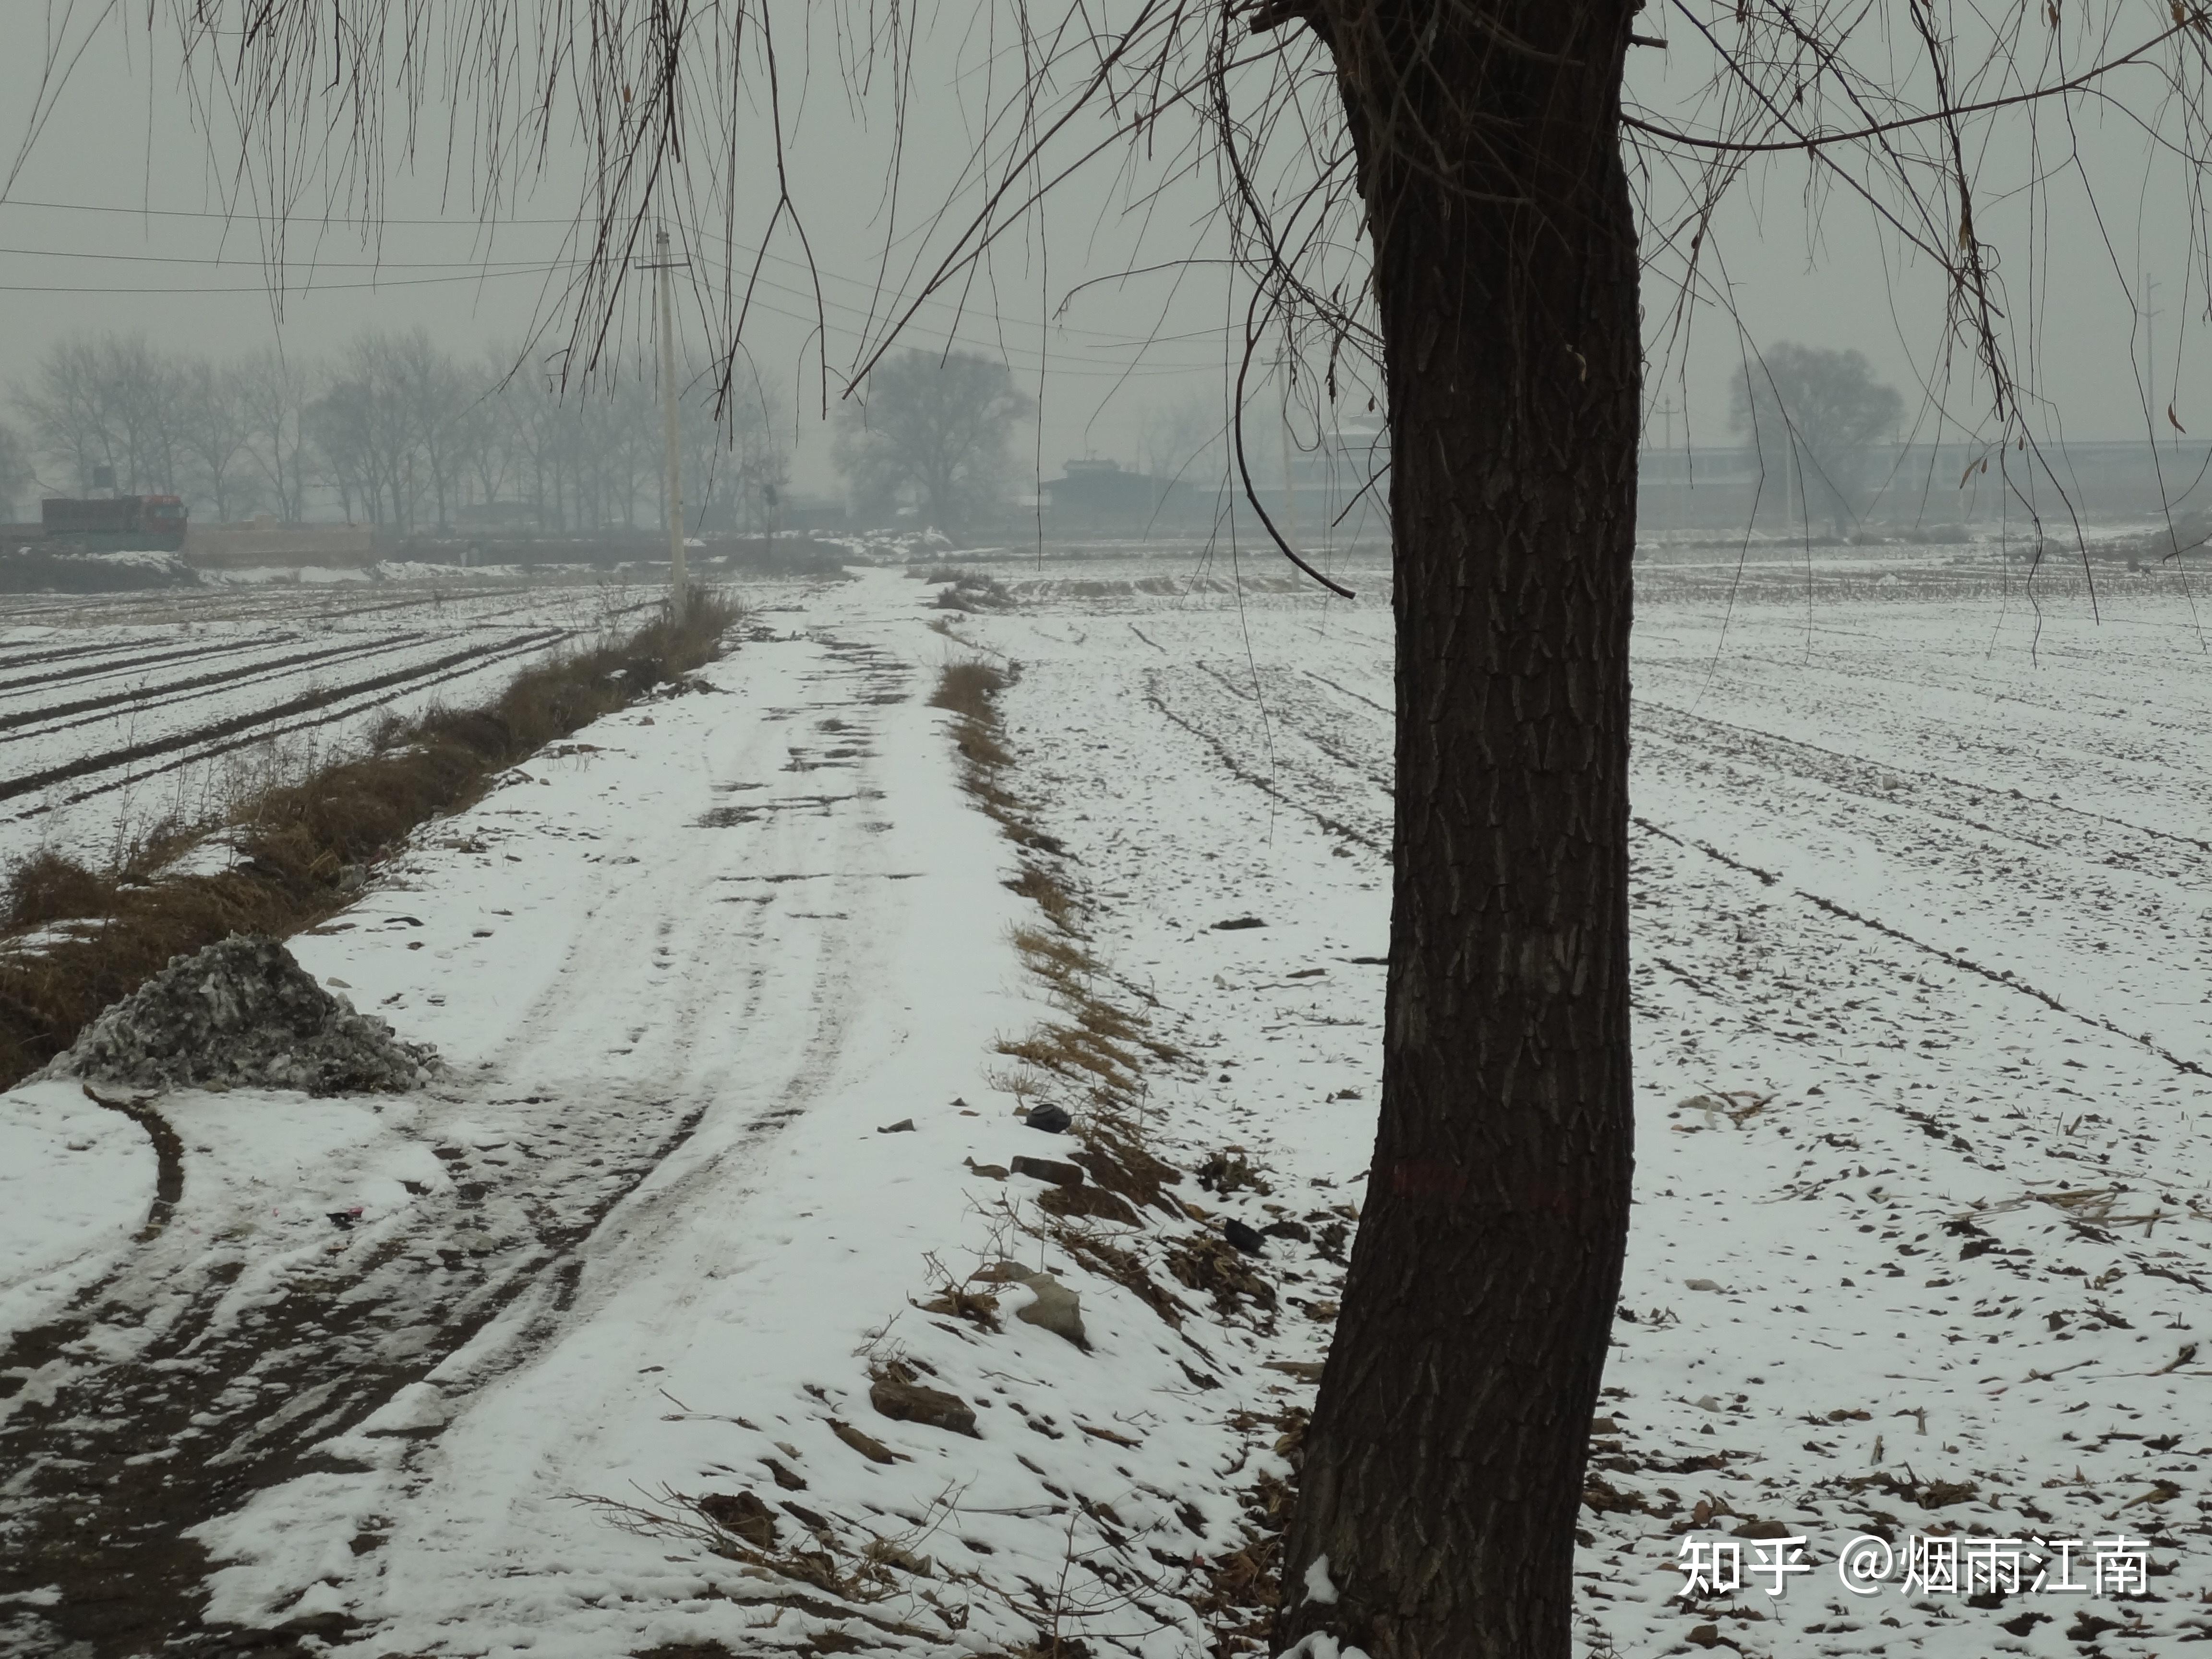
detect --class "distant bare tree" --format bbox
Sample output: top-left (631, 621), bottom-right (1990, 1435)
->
top-left (1731, 343), bottom-right (1903, 538)
top-left (13, 338), bottom-right (109, 493)
top-left (1137, 392), bottom-right (1227, 489)
top-left (0, 420), bottom-right (33, 521)
top-left (307, 334), bottom-right (424, 529)
top-left (730, 386), bottom-right (792, 537)
top-left (833, 350), bottom-right (1032, 534)
top-left (237, 347), bottom-right (315, 521)
top-left (461, 349), bottom-right (525, 518)
top-left (472, 359), bottom-right (660, 534)
top-left (385, 330), bottom-right (476, 531)
top-left (96, 337), bottom-right (184, 497)
top-left (173, 358), bottom-right (262, 522)
top-left (491, 365), bottom-right (575, 532)
top-left (308, 330), bottom-right (451, 531)
top-left (303, 375), bottom-right (376, 525)
top-left (683, 368), bottom-right (789, 537)
top-left (15, 335), bottom-right (190, 496)
top-left (594, 375), bottom-right (661, 530)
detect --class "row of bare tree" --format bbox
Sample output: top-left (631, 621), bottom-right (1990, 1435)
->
top-left (0, 330), bottom-right (788, 539)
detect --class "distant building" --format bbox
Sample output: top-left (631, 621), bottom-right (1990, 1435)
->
top-left (1043, 458), bottom-right (1198, 534)
top-left (41, 495), bottom-right (188, 552)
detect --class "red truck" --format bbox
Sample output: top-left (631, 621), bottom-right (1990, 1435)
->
top-left (40, 495), bottom-right (189, 552)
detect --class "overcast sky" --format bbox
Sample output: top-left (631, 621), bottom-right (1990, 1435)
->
top-left (4, 6), bottom-right (2206, 501)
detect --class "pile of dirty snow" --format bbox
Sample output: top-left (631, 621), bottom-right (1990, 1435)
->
top-left (48, 934), bottom-right (436, 1095)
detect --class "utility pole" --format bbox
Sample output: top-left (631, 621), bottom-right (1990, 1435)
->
top-left (644, 225), bottom-right (689, 623)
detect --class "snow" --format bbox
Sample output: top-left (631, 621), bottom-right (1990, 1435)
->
top-left (4, 547), bottom-right (2211, 1656)
top-left (905, 553), bottom-right (2212, 1655)
top-left (1302, 1551), bottom-right (1339, 1604)
top-left (70, 548), bottom-right (197, 575)
top-left (209, 565), bottom-right (375, 585)
top-left (0, 1082), bottom-right (156, 1339)
top-left (163, 572), bottom-right (1295, 1657)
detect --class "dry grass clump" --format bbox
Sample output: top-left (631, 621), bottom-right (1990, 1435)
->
top-left (1033, 1183), bottom-right (1140, 1225)
top-left (1195, 1150), bottom-right (1273, 1198)
top-left (910, 565), bottom-right (1015, 611)
top-left (571, 1483), bottom-right (946, 1643)
top-left (1004, 865), bottom-right (1075, 930)
top-left (931, 573), bottom-right (1013, 613)
top-left (994, 928), bottom-right (1188, 1122)
top-left (930, 659), bottom-right (1034, 835)
top-left (1070, 1113), bottom-right (1185, 1218)
top-left (928, 659), bottom-right (1178, 1130)
top-left (0, 588), bottom-right (738, 1089)
top-left (930, 659), bottom-right (1011, 722)
top-left (1043, 1222), bottom-right (1190, 1328)
top-left (1166, 1235), bottom-right (1278, 1320)
top-left (931, 661), bottom-right (1018, 774)
top-left (3, 851), bottom-right (119, 931)
top-left (912, 1253), bottom-right (1005, 1334)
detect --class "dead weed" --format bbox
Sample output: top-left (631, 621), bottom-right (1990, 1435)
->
top-left (1166, 1237), bottom-right (1278, 1320)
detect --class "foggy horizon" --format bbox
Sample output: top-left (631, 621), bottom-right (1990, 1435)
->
top-left (8, 9), bottom-right (2212, 528)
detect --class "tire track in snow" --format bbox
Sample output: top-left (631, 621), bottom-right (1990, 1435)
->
top-left (0, 598), bottom-right (583, 745)
top-left (0, 1060), bottom-right (721, 1659)
top-left (0, 633), bottom-right (445, 743)
top-left (192, 625), bottom-right (922, 1652)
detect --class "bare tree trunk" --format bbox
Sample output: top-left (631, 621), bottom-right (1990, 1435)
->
top-left (1278, 6), bottom-right (1639, 1655)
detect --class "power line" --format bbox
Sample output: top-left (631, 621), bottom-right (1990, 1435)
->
top-left (0, 242), bottom-right (590, 270)
top-left (0, 263), bottom-right (1229, 377)
top-left (679, 245), bottom-right (1229, 371)
top-left (0, 204), bottom-right (1242, 379)
top-left (0, 271), bottom-right (1218, 382)
top-left (1, 192), bottom-right (1246, 345)
top-left (0, 194), bottom-right (587, 228)
top-left (0, 267), bottom-right (567, 294)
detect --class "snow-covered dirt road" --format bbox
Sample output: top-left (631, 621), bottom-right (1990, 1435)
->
top-left (0, 573), bottom-right (1049, 1656)
top-left (4, 553), bottom-right (2210, 1659)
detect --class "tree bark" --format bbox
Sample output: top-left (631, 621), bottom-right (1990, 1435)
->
top-left (1277, 5), bottom-right (1640, 1656)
